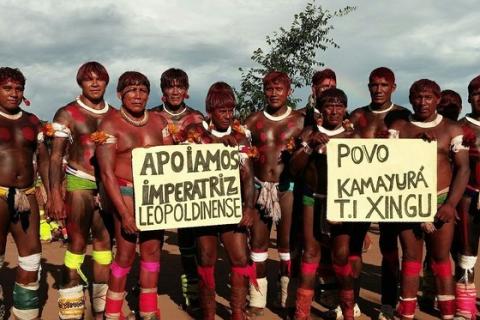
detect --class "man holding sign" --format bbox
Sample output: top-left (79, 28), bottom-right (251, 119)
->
top-left (349, 67), bottom-right (410, 320)
top-left (182, 82), bottom-right (257, 319)
top-left (95, 71), bottom-right (168, 319)
top-left (289, 88), bottom-right (357, 319)
top-left (389, 79), bottom-right (469, 319)
top-left (151, 68), bottom-right (204, 315)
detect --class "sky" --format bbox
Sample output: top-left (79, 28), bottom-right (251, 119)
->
top-left (1, 0), bottom-right (479, 120)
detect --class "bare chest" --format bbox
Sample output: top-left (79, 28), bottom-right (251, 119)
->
top-left (0, 119), bottom-right (38, 148)
top-left (117, 128), bottom-right (164, 154)
top-left (250, 118), bottom-right (300, 147)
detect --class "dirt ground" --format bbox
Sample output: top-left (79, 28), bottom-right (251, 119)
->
top-left (1, 226), bottom-right (479, 319)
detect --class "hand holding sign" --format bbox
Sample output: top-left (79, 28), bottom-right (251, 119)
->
top-left (239, 207), bottom-right (257, 227)
top-left (122, 213), bottom-right (139, 234)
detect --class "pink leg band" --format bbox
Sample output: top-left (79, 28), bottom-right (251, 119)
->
top-left (139, 290), bottom-right (158, 313)
top-left (111, 261), bottom-right (131, 278)
top-left (397, 297), bottom-right (417, 318)
top-left (456, 283), bottom-right (477, 318)
top-left (197, 265), bottom-right (215, 290)
top-left (431, 260), bottom-right (452, 278)
top-left (140, 261), bottom-right (160, 273)
top-left (232, 264), bottom-right (258, 289)
top-left (333, 263), bottom-right (353, 277)
top-left (348, 255), bottom-right (361, 263)
top-left (300, 262), bottom-right (318, 275)
top-left (401, 260), bottom-right (421, 277)
top-left (437, 297), bottom-right (455, 318)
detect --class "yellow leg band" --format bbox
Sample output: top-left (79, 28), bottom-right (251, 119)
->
top-left (92, 250), bottom-right (113, 265)
top-left (64, 251), bottom-right (88, 284)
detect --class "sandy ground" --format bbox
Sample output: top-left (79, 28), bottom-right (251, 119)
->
top-left (1, 226), bottom-right (479, 320)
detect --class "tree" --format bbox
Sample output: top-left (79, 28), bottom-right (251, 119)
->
top-left (236, 1), bottom-right (355, 120)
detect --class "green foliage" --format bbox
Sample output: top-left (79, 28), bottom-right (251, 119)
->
top-left (236, 1), bottom-right (355, 120)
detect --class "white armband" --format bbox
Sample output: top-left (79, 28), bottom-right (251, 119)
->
top-left (388, 129), bottom-right (400, 139)
top-left (451, 135), bottom-right (469, 153)
top-left (37, 132), bottom-right (44, 143)
top-left (52, 122), bottom-right (72, 142)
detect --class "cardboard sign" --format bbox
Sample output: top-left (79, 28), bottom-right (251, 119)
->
top-left (327, 139), bottom-right (437, 222)
top-left (132, 144), bottom-right (243, 231)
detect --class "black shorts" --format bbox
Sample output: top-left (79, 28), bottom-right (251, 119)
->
top-left (194, 223), bottom-right (247, 237)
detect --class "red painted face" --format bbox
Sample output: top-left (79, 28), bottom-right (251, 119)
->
top-left (321, 102), bottom-right (346, 129)
top-left (121, 85), bottom-right (149, 115)
top-left (0, 80), bottom-right (24, 113)
top-left (411, 89), bottom-right (439, 121)
top-left (162, 79), bottom-right (188, 107)
top-left (264, 81), bottom-right (290, 110)
top-left (368, 77), bottom-right (396, 107)
top-left (80, 72), bottom-right (107, 102)
top-left (209, 105), bottom-right (234, 132)
top-left (21, 127), bottom-right (35, 141)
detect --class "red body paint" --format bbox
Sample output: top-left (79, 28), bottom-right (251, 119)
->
top-left (21, 127), bottom-right (35, 141)
top-left (67, 105), bottom-right (85, 122)
top-left (0, 127), bottom-right (11, 141)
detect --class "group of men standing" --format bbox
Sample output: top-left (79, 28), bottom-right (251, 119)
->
top-left (0, 61), bottom-right (478, 320)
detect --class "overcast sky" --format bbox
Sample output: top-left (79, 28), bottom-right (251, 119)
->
top-left (1, 0), bottom-right (479, 120)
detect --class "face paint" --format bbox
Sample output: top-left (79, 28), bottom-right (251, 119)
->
top-left (0, 127), bottom-right (11, 141)
top-left (21, 127), bottom-right (35, 141)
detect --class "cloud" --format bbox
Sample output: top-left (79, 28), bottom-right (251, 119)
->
top-left (320, 0), bottom-right (480, 112)
top-left (1, 0), bottom-right (479, 119)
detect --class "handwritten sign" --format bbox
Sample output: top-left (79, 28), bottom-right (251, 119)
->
top-left (132, 144), bottom-right (243, 231)
top-left (327, 139), bottom-right (437, 222)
